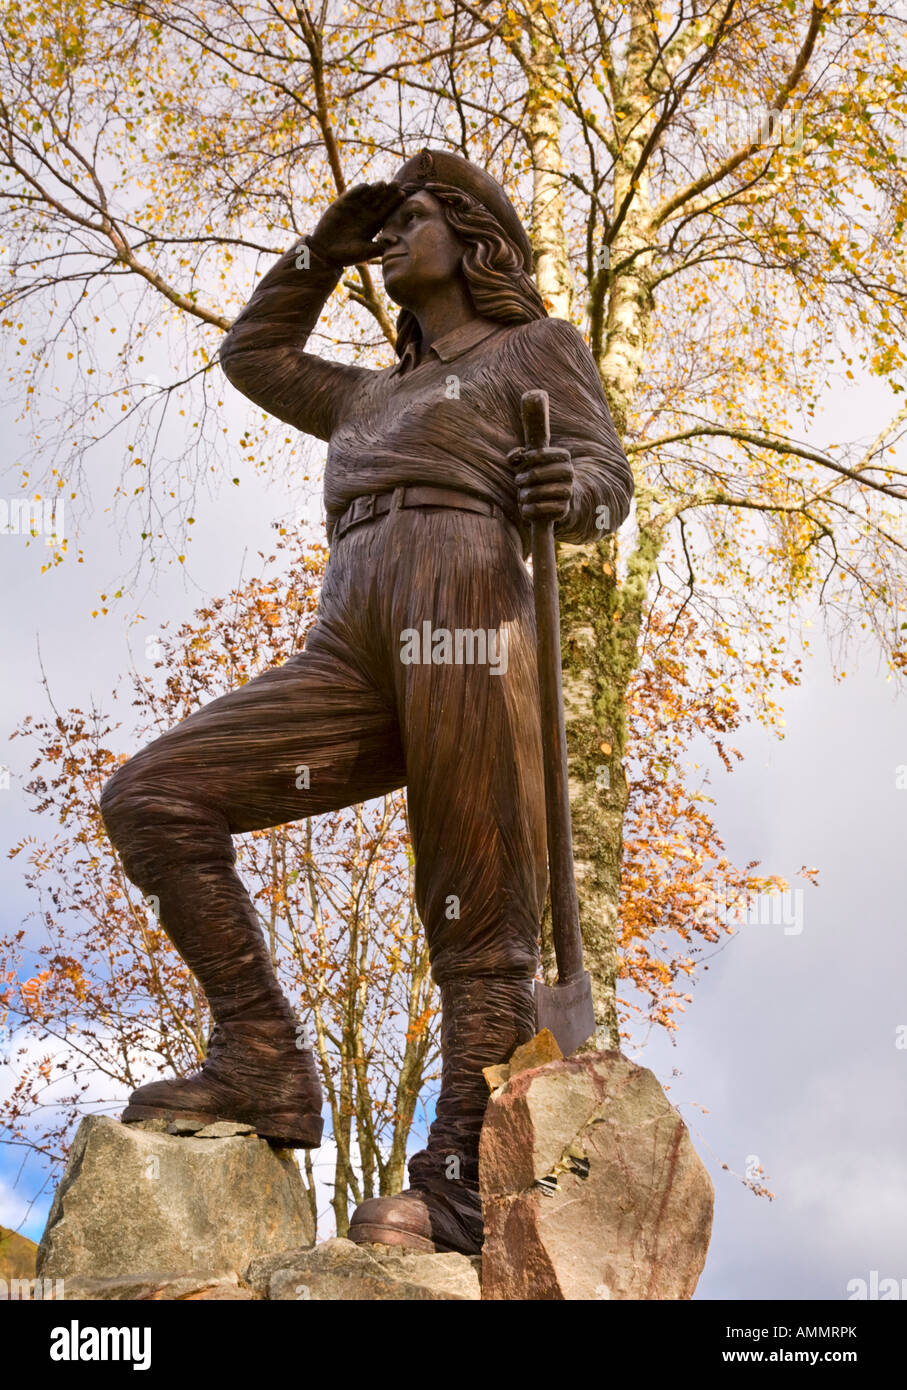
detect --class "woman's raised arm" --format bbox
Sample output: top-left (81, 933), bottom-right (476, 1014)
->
top-left (219, 183), bottom-right (405, 442)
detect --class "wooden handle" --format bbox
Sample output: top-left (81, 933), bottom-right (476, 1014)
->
top-left (521, 389), bottom-right (550, 452)
top-left (520, 390), bottom-right (585, 985)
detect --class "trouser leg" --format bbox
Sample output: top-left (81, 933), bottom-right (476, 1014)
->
top-left (100, 619), bottom-right (405, 1024)
top-left (388, 509), bottom-right (547, 1153)
top-left (383, 507), bottom-right (549, 982)
top-left (344, 506), bottom-right (548, 1253)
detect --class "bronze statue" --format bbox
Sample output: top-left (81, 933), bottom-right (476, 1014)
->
top-left (100, 150), bottom-right (634, 1255)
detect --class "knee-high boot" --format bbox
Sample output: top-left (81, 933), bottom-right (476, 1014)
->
top-left (348, 975), bottom-right (536, 1254)
top-left (100, 769), bottom-right (324, 1148)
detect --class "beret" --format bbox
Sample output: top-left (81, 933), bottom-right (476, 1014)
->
top-left (393, 148), bottom-right (534, 273)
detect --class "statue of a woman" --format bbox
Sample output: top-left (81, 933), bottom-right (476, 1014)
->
top-left (100, 150), bottom-right (634, 1255)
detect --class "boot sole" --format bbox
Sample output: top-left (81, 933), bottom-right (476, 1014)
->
top-left (121, 1103), bottom-right (323, 1150)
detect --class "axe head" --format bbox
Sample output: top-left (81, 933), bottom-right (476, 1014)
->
top-left (534, 972), bottom-right (596, 1057)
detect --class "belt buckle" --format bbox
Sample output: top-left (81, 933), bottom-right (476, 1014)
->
top-left (359, 494), bottom-right (376, 522)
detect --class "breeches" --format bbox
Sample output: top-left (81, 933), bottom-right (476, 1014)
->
top-left (101, 504), bottom-right (548, 983)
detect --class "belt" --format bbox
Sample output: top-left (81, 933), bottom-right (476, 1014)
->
top-left (333, 484), bottom-right (517, 541)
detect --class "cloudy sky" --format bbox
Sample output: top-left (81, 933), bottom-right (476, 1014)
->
top-left (1, 323), bottom-right (904, 1301)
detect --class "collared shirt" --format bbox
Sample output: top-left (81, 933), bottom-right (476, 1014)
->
top-left (219, 241), bottom-right (634, 547)
top-left (390, 317), bottom-right (501, 377)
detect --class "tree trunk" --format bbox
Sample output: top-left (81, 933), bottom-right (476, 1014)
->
top-left (525, 1), bottom-right (662, 1047)
top-left (523, 14), bottom-right (572, 319)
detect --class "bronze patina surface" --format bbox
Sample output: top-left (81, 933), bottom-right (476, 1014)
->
top-left (100, 150), bottom-right (634, 1254)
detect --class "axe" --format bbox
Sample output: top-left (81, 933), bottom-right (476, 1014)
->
top-left (521, 389), bottom-right (597, 1056)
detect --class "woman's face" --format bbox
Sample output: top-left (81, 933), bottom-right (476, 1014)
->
top-left (377, 191), bottom-right (465, 308)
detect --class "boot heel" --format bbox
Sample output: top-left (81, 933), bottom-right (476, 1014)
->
top-left (256, 1112), bottom-right (324, 1149)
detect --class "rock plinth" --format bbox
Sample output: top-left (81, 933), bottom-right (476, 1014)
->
top-left (37, 1058), bottom-right (713, 1300)
top-left (245, 1237), bottom-right (481, 1301)
top-left (60, 1272), bottom-right (261, 1300)
top-left (479, 1050), bottom-right (713, 1300)
top-left (37, 1115), bottom-right (314, 1281)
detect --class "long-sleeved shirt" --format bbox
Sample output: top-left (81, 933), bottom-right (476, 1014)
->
top-left (218, 240), bottom-right (634, 548)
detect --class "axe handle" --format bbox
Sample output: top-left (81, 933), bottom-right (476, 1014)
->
top-left (521, 390), bottom-right (585, 985)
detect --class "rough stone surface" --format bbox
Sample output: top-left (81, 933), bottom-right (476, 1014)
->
top-left (245, 1237), bottom-right (481, 1301)
top-left (479, 1050), bottom-right (714, 1300)
top-left (166, 1117), bottom-right (205, 1135)
top-left (0, 1224), bottom-right (38, 1281)
top-left (483, 1028), bottom-right (563, 1092)
top-left (60, 1271), bottom-right (261, 1300)
top-left (127, 1118), bottom-right (171, 1134)
top-left (37, 1115), bottom-right (315, 1281)
top-left (193, 1121), bottom-right (256, 1139)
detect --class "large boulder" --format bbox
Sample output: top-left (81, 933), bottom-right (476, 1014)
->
top-left (37, 1115), bottom-right (314, 1281)
top-left (479, 1050), bottom-right (713, 1300)
top-left (245, 1238), bottom-right (481, 1301)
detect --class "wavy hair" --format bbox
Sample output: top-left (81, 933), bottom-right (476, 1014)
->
top-left (392, 179), bottom-right (546, 360)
